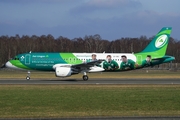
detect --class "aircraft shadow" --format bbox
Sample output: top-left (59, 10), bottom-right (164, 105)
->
top-left (40, 79), bottom-right (78, 82)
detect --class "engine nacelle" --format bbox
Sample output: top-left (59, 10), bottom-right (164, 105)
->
top-left (55, 67), bottom-right (72, 77)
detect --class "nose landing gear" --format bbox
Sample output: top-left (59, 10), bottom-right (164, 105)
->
top-left (26, 71), bottom-right (31, 80)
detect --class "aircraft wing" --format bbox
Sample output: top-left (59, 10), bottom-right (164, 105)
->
top-left (72, 59), bottom-right (104, 69)
top-left (53, 59), bottom-right (105, 73)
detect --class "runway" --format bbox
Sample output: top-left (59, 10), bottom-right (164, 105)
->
top-left (0, 78), bottom-right (180, 84)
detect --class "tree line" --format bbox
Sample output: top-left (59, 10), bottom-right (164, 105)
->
top-left (0, 34), bottom-right (179, 66)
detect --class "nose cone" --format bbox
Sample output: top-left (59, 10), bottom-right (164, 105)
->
top-left (5, 61), bottom-right (20, 70)
top-left (5, 61), bottom-right (13, 68)
top-left (5, 61), bottom-right (26, 70)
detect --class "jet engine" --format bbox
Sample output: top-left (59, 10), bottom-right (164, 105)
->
top-left (55, 67), bottom-right (72, 77)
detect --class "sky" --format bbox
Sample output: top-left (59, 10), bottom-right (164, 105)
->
top-left (0, 0), bottom-right (180, 40)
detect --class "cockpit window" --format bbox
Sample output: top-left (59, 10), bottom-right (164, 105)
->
top-left (13, 56), bottom-right (19, 60)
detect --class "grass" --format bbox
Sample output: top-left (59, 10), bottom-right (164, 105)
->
top-left (0, 85), bottom-right (180, 118)
top-left (0, 69), bottom-right (180, 79)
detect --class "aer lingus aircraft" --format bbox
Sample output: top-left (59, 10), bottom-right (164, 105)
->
top-left (5, 27), bottom-right (175, 80)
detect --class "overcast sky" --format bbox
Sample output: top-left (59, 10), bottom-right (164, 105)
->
top-left (0, 0), bottom-right (180, 40)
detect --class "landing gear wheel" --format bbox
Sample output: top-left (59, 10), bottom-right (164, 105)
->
top-left (83, 75), bottom-right (88, 81)
top-left (26, 76), bottom-right (30, 80)
top-left (26, 71), bottom-right (31, 80)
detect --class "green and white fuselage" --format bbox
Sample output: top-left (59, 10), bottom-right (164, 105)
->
top-left (5, 27), bottom-right (175, 80)
top-left (6, 52), bottom-right (174, 71)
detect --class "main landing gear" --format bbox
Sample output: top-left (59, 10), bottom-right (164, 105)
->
top-left (26, 71), bottom-right (31, 80)
top-left (82, 72), bottom-right (88, 81)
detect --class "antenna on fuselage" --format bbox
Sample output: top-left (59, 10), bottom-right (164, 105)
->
top-left (29, 51), bottom-right (32, 53)
top-left (103, 51), bottom-right (105, 54)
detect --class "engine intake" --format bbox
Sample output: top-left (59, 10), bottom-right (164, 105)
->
top-left (55, 67), bottom-right (72, 77)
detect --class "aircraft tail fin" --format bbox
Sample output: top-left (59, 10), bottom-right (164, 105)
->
top-left (140, 27), bottom-right (172, 57)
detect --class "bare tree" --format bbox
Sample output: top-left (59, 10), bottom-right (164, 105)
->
top-left (0, 34), bottom-right (180, 66)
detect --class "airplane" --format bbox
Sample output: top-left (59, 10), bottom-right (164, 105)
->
top-left (5, 27), bottom-right (175, 80)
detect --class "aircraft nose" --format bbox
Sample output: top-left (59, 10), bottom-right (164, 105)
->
top-left (5, 61), bottom-right (13, 68)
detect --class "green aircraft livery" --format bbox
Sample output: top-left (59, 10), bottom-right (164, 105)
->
top-left (5, 27), bottom-right (175, 80)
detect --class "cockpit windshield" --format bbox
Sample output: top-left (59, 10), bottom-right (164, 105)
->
top-left (12, 56), bottom-right (19, 60)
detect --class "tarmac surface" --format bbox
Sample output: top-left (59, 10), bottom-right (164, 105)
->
top-left (0, 78), bottom-right (180, 85)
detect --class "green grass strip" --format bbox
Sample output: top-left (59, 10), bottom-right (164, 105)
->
top-left (0, 85), bottom-right (180, 118)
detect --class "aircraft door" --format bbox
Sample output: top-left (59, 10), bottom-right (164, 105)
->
top-left (137, 55), bottom-right (142, 65)
top-left (25, 54), bottom-right (31, 64)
